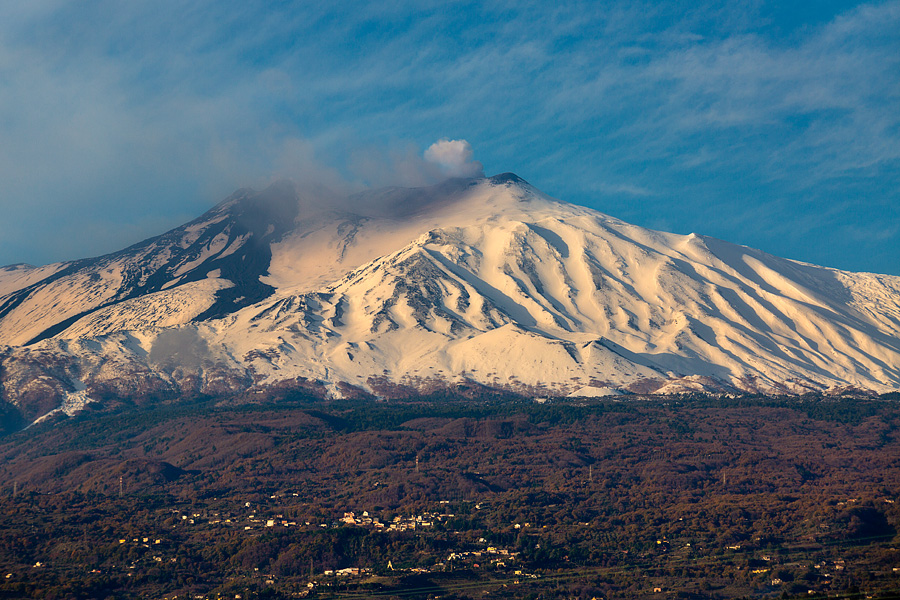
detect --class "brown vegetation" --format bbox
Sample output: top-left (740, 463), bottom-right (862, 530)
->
top-left (0, 393), bottom-right (898, 599)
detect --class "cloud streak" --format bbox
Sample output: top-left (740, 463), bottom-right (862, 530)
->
top-left (0, 1), bottom-right (896, 275)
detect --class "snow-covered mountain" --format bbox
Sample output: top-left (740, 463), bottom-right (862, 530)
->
top-left (2, 174), bottom-right (899, 426)
top-left (0, 181), bottom-right (304, 347)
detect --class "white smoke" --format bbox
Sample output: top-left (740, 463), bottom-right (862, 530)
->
top-left (424, 138), bottom-right (484, 178)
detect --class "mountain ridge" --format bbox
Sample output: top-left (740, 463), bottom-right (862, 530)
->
top-left (1, 174), bottom-right (899, 428)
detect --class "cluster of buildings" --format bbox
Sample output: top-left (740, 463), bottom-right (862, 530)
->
top-left (321, 567), bottom-right (372, 577)
top-left (338, 509), bottom-right (455, 532)
top-left (447, 545), bottom-right (521, 569)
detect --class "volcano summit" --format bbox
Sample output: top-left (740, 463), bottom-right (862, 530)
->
top-left (1, 174), bottom-right (899, 427)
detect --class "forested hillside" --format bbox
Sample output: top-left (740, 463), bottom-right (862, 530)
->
top-left (1, 394), bottom-right (898, 599)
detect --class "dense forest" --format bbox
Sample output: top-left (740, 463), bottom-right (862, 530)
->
top-left (0, 392), bottom-right (898, 599)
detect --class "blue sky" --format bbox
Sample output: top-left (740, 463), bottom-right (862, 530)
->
top-left (1, 1), bottom-right (898, 275)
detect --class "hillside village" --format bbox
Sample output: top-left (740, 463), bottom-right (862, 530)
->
top-left (1, 395), bottom-right (899, 599)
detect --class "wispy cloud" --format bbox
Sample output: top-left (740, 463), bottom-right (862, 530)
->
top-left (0, 1), bottom-right (897, 274)
top-left (588, 182), bottom-right (656, 197)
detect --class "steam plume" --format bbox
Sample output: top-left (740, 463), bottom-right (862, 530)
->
top-left (424, 139), bottom-right (484, 178)
top-left (149, 328), bottom-right (211, 370)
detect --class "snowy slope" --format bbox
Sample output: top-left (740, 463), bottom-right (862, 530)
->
top-left (1, 173), bottom-right (899, 426)
top-left (0, 182), bottom-right (301, 346)
top-left (214, 174), bottom-right (900, 395)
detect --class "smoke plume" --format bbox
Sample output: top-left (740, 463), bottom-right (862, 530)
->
top-left (424, 139), bottom-right (484, 178)
top-left (149, 328), bottom-right (211, 370)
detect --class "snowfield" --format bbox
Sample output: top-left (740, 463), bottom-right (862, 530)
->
top-left (2, 173), bottom-right (899, 424)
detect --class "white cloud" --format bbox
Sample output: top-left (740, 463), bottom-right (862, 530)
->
top-left (424, 139), bottom-right (484, 178)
